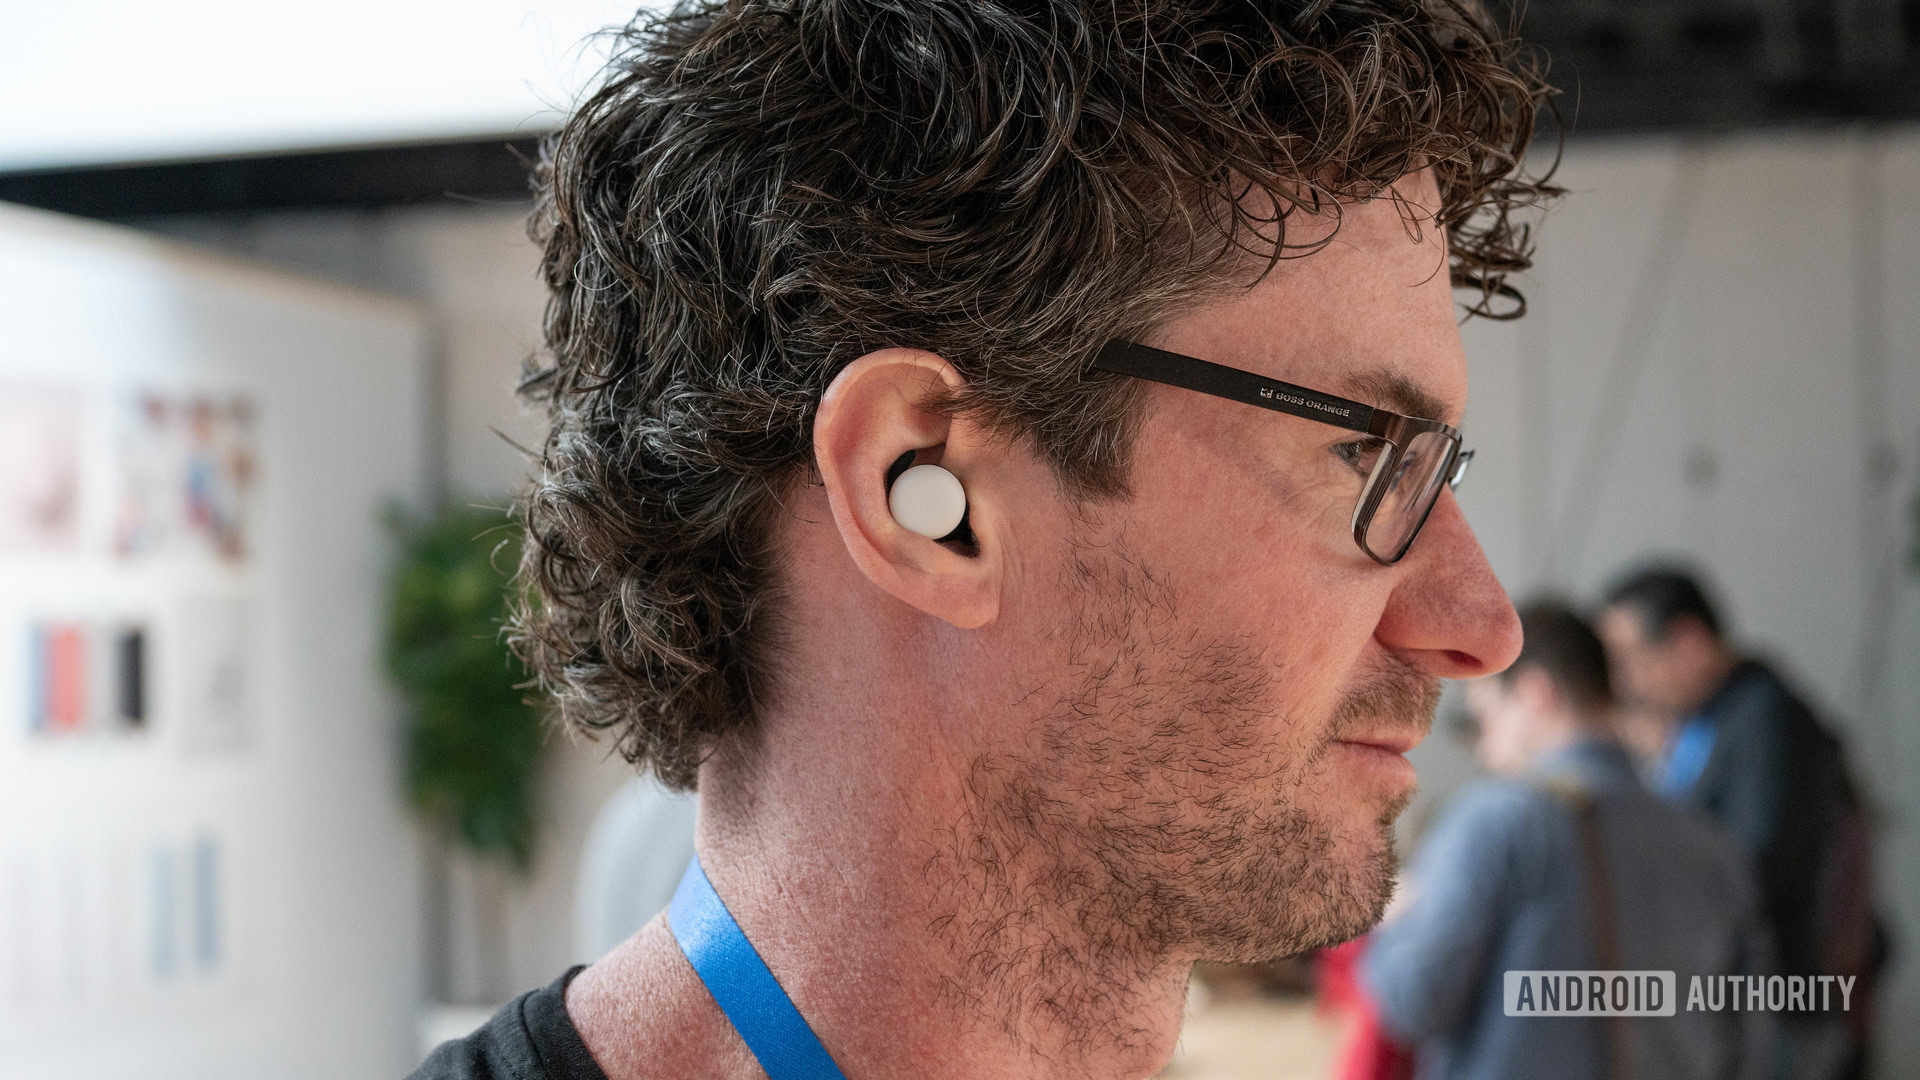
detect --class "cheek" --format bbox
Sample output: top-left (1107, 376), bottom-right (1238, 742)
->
top-left (1126, 413), bottom-right (1394, 717)
top-left (1168, 529), bottom-right (1363, 697)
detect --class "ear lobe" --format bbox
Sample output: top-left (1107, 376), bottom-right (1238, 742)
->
top-left (813, 350), bottom-right (1002, 630)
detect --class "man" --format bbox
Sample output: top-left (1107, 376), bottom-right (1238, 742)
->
top-left (414, 2), bottom-right (1554, 1077)
top-left (1597, 566), bottom-right (1878, 1079)
top-left (1363, 602), bottom-right (1772, 1080)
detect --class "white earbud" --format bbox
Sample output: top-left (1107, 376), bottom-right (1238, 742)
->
top-left (888, 463), bottom-right (967, 540)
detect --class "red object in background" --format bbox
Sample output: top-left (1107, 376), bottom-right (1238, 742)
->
top-left (45, 622), bottom-right (88, 731)
top-left (1316, 938), bottom-right (1416, 1080)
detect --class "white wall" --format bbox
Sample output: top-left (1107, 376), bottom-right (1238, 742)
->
top-left (139, 204), bottom-right (638, 1006)
top-left (0, 205), bottom-right (432, 1077)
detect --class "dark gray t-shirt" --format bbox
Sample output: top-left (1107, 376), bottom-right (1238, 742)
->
top-left (410, 968), bottom-right (609, 1080)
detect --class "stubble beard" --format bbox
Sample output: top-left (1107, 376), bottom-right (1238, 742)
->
top-left (927, 534), bottom-right (1435, 1053)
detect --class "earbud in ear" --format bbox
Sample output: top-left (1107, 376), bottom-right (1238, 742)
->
top-left (888, 462), bottom-right (968, 540)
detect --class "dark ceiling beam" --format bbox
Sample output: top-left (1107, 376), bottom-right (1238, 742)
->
top-left (0, 134), bottom-right (544, 220)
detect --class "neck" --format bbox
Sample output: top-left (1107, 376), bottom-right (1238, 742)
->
top-left (1685, 648), bottom-right (1740, 714)
top-left (567, 718), bottom-right (1192, 1080)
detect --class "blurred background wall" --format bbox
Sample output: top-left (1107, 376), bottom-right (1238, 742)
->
top-left (0, 205), bottom-right (434, 1077)
top-left (125, 203), bottom-right (642, 1008)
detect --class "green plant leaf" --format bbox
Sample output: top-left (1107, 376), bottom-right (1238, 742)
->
top-left (384, 502), bottom-right (543, 872)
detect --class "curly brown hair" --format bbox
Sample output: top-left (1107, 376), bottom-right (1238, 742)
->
top-left (514, 0), bottom-right (1558, 790)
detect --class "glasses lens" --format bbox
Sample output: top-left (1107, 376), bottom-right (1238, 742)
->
top-left (1362, 430), bottom-right (1458, 562)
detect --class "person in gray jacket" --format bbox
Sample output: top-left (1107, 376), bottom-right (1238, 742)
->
top-left (1364, 602), bottom-right (1772, 1080)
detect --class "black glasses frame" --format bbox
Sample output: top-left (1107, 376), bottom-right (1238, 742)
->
top-left (1089, 339), bottom-right (1472, 565)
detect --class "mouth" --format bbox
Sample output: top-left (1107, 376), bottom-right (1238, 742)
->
top-left (1327, 734), bottom-right (1422, 789)
top-left (1321, 660), bottom-right (1438, 786)
top-left (1334, 730), bottom-right (1425, 756)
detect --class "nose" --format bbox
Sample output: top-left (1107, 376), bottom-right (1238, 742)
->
top-left (1374, 489), bottom-right (1522, 680)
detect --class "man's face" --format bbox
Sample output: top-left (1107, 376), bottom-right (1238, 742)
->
top-left (1596, 605), bottom-right (1679, 713)
top-left (1464, 673), bottom-right (1543, 776)
top-left (961, 173), bottom-right (1521, 966)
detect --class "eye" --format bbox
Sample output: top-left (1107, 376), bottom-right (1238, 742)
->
top-left (1331, 437), bottom-right (1388, 477)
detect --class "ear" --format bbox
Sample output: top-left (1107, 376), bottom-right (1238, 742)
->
top-left (812, 349), bottom-right (1003, 630)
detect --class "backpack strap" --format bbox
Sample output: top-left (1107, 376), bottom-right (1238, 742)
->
top-left (1537, 776), bottom-right (1633, 1080)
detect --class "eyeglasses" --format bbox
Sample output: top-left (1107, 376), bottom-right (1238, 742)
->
top-left (1088, 339), bottom-right (1472, 565)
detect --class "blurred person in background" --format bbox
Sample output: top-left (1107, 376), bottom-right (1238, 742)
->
top-left (1598, 567), bottom-right (1883, 1080)
top-left (409, 1), bottom-right (1556, 1078)
top-left (1363, 601), bottom-right (1773, 1080)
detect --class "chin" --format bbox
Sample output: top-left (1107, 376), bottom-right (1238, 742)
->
top-left (1305, 807), bottom-right (1405, 948)
top-left (1195, 796), bottom-right (1405, 964)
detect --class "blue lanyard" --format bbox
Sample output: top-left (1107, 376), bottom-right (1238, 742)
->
top-left (666, 856), bottom-right (850, 1080)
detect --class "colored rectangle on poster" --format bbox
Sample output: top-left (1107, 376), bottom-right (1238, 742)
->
top-left (24, 618), bottom-right (152, 737)
top-left (149, 844), bottom-right (176, 981)
top-left (114, 625), bottom-right (145, 728)
top-left (114, 390), bottom-right (257, 562)
top-left (46, 623), bottom-right (86, 732)
top-left (27, 622), bottom-right (47, 734)
top-left (178, 596), bottom-right (253, 752)
top-left (191, 833), bottom-right (219, 971)
top-left (0, 383), bottom-right (84, 554)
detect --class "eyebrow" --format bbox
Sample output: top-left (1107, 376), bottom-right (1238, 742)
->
top-left (1336, 368), bottom-right (1458, 427)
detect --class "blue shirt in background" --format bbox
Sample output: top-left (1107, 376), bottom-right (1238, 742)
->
top-left (1660, 709), bottom-right (1722, 801)
top-left (1362, 737), bottom-right (1773, 1080)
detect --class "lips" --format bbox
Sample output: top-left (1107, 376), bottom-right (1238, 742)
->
top-left (1334, 730), bottom-right (1424, 755)
top-left (1327, 660), bottom-right (1440, 757)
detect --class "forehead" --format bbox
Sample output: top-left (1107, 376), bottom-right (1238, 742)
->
top-left (1151, 174), bottom-right (1467, 425)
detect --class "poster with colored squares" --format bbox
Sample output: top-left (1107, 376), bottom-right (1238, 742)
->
top-left (25, 619), bottom-right (148, 736)
top-left (0, 382), bottom-right (83, 554)
top-left (114, 389), bottom-right (257, 562)
top-left (0, 829), bottom-right (235, 1020)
